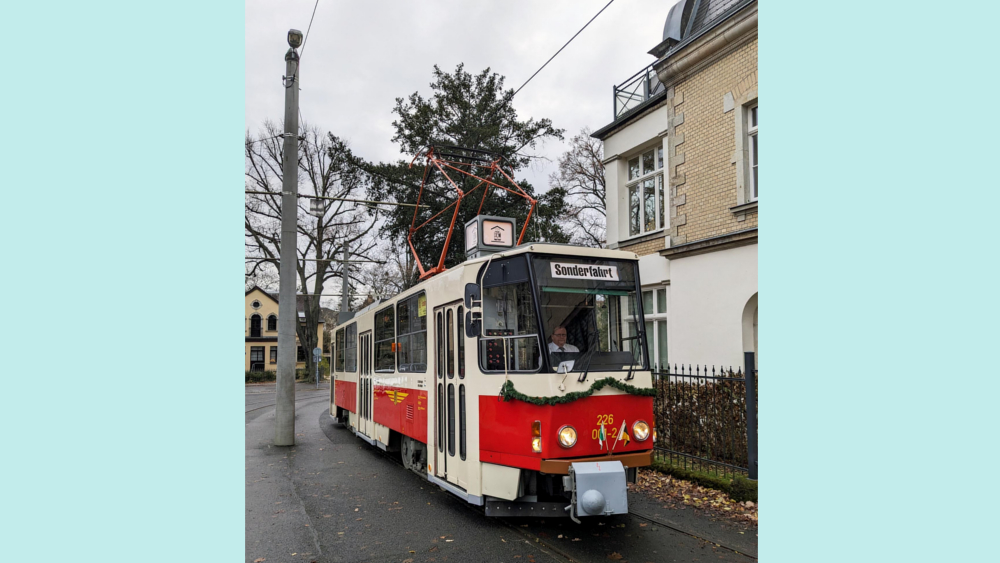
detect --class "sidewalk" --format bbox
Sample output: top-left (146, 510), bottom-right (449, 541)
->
top-left (629, 489), bottom-right (758, 558)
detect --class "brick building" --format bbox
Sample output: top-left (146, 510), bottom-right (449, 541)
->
top-left (592, 0), bottom-right (757, 368)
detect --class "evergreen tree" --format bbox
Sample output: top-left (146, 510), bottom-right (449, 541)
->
top-left (364, 64), bottom-right (569, 282)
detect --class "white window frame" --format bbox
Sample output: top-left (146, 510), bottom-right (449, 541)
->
top-left (624, 146), bottom-right (665, 240)
top-left (623, 286), bottom-right (668, 370)
top-left (748, 103), bottom-right (758, 202)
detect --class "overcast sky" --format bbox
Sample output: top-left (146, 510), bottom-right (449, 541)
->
top-left (246, 0), bottom-right (675, 307)
top-left (246, 0), bottom-right (675, 189)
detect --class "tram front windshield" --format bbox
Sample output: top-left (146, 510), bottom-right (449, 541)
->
top-left (531, 257), bottom-right (647, 372)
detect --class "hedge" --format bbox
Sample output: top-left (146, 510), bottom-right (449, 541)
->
top-left (649, 458), bottom-right (757, 503)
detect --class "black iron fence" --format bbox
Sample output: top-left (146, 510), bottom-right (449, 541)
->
top-left (613, 64), bottom-right (666, 121)
top-left (652, 352), bottom-right (758, 479)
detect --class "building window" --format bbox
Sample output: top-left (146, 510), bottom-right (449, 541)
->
top-left (297, 346), bottom-right (306, 362)
top-left (250, 346), bottom-right (265, 372)
top-left (396, 292), bottom-right (427, 373)
top-left (375, 305), bottom-right (395, 372)
top-left (748, 104), bottom-right (757, 201)
top-left (624, 287), bottom-right (668, 371)
top-left (249, 314), bottom-right (262, 338)
top-left (251, 300), bottom-right (261, 309)
top-left (269, 346), bottom-right (277, 363)
top-left (626, 147), bottom-right (664, 238)
top-left (267, 314), bottom-right (277, 331)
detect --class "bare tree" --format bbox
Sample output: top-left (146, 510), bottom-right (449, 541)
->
top-left (549, 128), bottom-right (606, 247)
top-left (245, 261), bottom-right (279, 292)
top-left (355, 243), bottom-right (420, 305)
top-left (245, 121), bottom-right (379, 377)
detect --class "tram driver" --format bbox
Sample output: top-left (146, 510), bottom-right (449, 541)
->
top-left (547, 325), bottom-right (580, 353)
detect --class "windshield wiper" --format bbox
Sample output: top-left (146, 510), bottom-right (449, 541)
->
top-left (576, 330), bottom-right (600, 383)
top-left (621, 332), bottom-right (645, 381)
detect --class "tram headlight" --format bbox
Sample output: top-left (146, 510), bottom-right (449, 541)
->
top-left (557, 425), bottom-right (577, 448)
top-left (532, 421), bottom-right (542, 453)
top-left (632, 420), bottom-right (650, 441)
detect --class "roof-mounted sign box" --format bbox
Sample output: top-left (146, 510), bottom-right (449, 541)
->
top-left (465, 215), bottom-right (517, 259)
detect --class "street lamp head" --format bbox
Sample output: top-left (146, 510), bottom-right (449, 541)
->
top-left (287, 29), bottom-right (303, 49)
top-left (309, 198), bottom-right (325, 216)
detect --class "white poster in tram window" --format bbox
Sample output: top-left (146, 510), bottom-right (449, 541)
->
top-left (483, 220), bottom-right (513, 247)
top-left (550, 262), bottom-right (620, 281)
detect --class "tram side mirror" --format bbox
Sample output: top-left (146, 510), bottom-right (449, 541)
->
top-left (465, 310), bottom-right (481, 338)
top-left (464, 283), bottom-right (482, 309)
top-left (464, 283), bottom-right (482, 337)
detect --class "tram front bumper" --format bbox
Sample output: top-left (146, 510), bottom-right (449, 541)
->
top-left (565, 460), bottom-right (629, 520)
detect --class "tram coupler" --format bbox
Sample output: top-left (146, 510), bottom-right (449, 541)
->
top-left (564, 460), bottom-right (629, 523)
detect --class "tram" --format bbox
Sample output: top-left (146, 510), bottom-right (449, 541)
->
top-left (329, 235), bottom-right (656, 521)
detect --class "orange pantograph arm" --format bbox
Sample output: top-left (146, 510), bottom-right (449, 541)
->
top-left (407, 148), bottom-right (538, 281)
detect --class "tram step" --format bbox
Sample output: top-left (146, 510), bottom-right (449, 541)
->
top-left (484, 501), bottom-right (570, 518)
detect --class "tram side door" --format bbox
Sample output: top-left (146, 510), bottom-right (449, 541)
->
top-left (433, 303), bottom-right (466, 489)
top-left (358, 330), bottom-right (373, 436)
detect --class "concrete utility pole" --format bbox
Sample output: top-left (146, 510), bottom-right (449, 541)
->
top-left (339, 241), bottom-right (350, 323)
top-left (275, 29), bottom-right (303, 447)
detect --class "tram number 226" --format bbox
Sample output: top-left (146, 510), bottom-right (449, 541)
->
top-left (590, 414), bottom-right (618, 440)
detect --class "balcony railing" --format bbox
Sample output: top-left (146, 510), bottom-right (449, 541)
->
top-left (613, 64), bottom-right (666, 121)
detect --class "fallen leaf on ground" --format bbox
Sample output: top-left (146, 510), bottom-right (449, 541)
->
top-left (628, 468), bottom-right (757, 526)
top-left (253, 559), bottom-right (265, 563)
top-left (608, 553), bottom-right (623, 561)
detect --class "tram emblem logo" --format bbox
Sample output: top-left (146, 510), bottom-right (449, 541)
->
top-left (384, 390), bottom-right (409, 405)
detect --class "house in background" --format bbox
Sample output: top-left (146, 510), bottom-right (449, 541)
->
top-left (592, 0), bottom-right (757, 369)
top-left (245, 286), bottom-right (325, 372)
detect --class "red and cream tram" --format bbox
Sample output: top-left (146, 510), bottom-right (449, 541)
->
top-left (329, 241), bottom-right (656, 520)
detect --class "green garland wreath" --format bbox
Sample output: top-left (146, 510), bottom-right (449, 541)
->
top-left (498, 376), bottom-right (655, 406)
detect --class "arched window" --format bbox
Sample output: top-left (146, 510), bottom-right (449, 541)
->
top-left (267, 314), bottom-right (277, 331)
top-left (250, 314), bottom-right (262, 338)
top-left (741, 293), bottom-right (758, 368)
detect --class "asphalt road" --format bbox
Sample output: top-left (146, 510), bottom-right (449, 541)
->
top-left (246, 385), bottom-right (753, 563)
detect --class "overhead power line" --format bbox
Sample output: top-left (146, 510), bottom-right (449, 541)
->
top-left (513, 0), bottom-right (616, 97)
top-left (299, 0), bottom-right (321, 60)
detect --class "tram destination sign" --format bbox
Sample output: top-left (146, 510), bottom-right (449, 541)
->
top-left (550, 262), bottom-right (620, 281)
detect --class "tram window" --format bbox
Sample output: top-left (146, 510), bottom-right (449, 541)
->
top-left (459, 384), bottom-right (466, 460)
top-left (479, 281), bottom-right (542, 373)
top-left (447, 383), bottom-right (456, 457)
top-left (436, 312), bottom-right (444, 379)
top-left (335, 328), bottom-right (346, 372)
top-left (437, 383), bottom-right (444, 453)
top-left (374, 305), bottom-right (395, 372)
top-left (345, 323), bottom-right (357, 372)
top-left (457, 306), bottom-right (465, 378)
top-left (396, 292), bottom-right (427, 373)
top-left (531, 257), bottom-right (648, 372)
top-left (447, 309), bottom-right (455, 378)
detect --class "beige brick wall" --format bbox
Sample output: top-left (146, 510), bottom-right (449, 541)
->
top-left (671, 37), bottom-right (758, 244)
top-left (619, 237), bottom-right (665, 257)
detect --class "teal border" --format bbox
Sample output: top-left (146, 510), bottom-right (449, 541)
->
top-left (767, 1), bottom-right (1000, 561)
top-left (1, 2), bottom-right (242, 561)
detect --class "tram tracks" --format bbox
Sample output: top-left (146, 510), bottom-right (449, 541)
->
top-left (319, 412), bottom-right (755, 561)
top-left (245, 390), bottom-right (330, 415)
top-left (626, 510), bottom-right (756, 560)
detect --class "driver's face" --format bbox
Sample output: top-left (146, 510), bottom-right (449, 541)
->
top-left (552, 329), bottom-right (567, 345)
